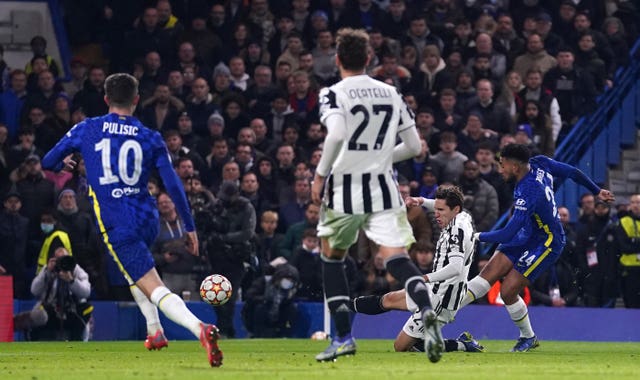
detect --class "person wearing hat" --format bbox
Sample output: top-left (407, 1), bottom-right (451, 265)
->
top-left (15, 151), bottom-right (56, 240)
top-left (555, 1), bottom-right (578, 37)
top-left (0, 188), bottom-right (29, 298)
top-left (210, 63), bottom-right (234, 107)
top-left (513, 123), bottom-right (538, 154)
top-left (176, 111), bottom-right (202, 152)
top-left (534, 12), bottom-right (563, 56)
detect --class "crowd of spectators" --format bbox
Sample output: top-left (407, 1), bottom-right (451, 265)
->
top-left (1, 0), bottom-right (639, 339)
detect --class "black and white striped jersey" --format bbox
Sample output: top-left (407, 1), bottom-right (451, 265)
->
top-left (318, 74), bottom-right (416, 214)
top-left (431, 211), bottom-right (475, 311)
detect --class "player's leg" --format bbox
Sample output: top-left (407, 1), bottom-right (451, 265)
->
top-left (316, 240), bottom-right (356, 361)
top-left (501, 245), bottom-right (560, 352)
top-left (353, 289), bottom-right (408, 314)
top-left (315, 210), bottom-right (362, 361)
top-left (129, 284), bottom-right (167, 350)
top-left (394, 322), bottom-right (421, 352)
top-left (107, 231), bottom-right (222, 367)
top-left (137, 268), bottom-right (223, 366)
top-left (367, 208), bottom-right (442, 363)
top-left (501, 269), bottom-right (539, 352)
top-left (460, 250), bottom-right (514, 308)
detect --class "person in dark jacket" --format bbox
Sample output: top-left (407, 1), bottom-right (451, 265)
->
top-left (72, 66), bottom-right (108, 117)
top-left (290, 228), bottom-right (322, 301)
top-left (242, 263), bottom-right (299, 337)
top-left (0, 189), bottom-right (29, 298)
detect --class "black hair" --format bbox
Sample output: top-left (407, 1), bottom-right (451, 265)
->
top-left (500, 143), bottom-right (531, 164)
top-left (435, 185), bottom-right (464, 211)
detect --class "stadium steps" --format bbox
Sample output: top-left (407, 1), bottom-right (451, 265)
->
top-left (608, 129), bottom-right (640, 202)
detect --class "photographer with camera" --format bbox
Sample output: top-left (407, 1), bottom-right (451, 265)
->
top-left (14, 247), bottom-right (92, 341)
top-left (242, 263), bottom-right (299, 338)
top-left (206, 180), bottom-right (257, 338)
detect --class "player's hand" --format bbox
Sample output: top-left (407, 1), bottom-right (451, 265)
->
top-left (597, 189), bottom-right (615, 204)
top-left (62, 154), bottom-right (77, 172)
top-left (404, 196), bottom-right (422, 208)
top-left (0, 264), bottom-right (6, 274)
top-left (473, 232), bottom-right (480, 242)
top-left (185, 231), bottom-right (199, 256)
top-left (311, 175), bottom-right (324, 206)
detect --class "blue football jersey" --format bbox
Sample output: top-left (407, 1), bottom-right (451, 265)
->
top-left (42, 113), bottom-right (195, 234)
top-left (481, 155), bottom-right (601, 249)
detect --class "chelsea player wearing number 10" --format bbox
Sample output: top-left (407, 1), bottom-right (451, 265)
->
top-left (41, 73), bottom-right (223, 367)
top-left (465, 144), bottom-right (614, 352)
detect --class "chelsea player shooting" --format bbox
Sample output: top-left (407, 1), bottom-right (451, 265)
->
top-left (462, 144), bottom-right (614, 352)
top-left (41, 73), bottom-right (223, 367)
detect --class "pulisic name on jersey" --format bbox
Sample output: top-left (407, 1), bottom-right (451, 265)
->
top-left (102, 122), bottom-right (139, 136)
top-left (347, 88), bottom-right (392, 99)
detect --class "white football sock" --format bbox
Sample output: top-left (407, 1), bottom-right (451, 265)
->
top-left (150, 286), bottom-right (201, 337)
top-left (130, 285), bottom-right (163, 335)
top-left (505, 296), bottom-right (535, 338)
top-left (460, 276), bottom-right (491, 308)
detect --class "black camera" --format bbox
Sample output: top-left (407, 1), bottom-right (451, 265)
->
top-left (54, 255), bottom-right (76, 272)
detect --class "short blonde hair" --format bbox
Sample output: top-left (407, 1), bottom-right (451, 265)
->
top-left (261, 210), bottom-right (278, 223)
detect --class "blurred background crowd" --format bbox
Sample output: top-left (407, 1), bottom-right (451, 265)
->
top-left (1, 0), bottom-right (639, 339)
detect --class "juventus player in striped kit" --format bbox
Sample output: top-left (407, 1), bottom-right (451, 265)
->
top-left (353, 186), bottom-right (484, 354)
top-left (311, 28), bottom-right (443, 363)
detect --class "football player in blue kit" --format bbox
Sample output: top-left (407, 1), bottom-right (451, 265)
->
top-left (41, 73), bottom-right (223, 367)
top-left (463, 144), bottom-right (614, 351)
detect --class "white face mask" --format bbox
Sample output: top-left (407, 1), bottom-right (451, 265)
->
top-left (40, 223), bottom-right (54, 234)
top-left (280, 278), bottom-right (295, 290)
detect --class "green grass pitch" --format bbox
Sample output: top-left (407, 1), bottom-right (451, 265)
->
top-left (1, 339), bottom-right (638, 380)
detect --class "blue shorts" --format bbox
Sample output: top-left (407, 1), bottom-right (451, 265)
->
top-left (101, 224), bottom-right (158, 284)
top-left (497, 242), bottom-right (562, 282)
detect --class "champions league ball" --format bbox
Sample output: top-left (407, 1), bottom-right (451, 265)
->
top-left (310, 331), bottom-right (329, 340)
top-left (200, 274), bottom-right (233, 306)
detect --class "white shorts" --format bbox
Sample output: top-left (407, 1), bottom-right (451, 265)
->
top-left (401, 291), bottom-right (458, 339)
top-left (317, 206), bottom-right (416, 250)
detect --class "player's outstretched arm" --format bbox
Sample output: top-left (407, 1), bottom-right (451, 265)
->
top-left (405, 196), bottom-right (435, 211)
top-left (540, 155), bottom-right (603, 195)
top-left (41, 125), bottom-right (82, 172)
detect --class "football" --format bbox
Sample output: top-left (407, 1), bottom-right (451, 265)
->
top-left (199, 274), bottom-right (233, 306)
top-left (310, 331), bottom-right (329, 340)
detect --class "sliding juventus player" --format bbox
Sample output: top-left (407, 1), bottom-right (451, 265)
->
top-left (310, 28), bottom-right (443, 363)
top-left (354, 186), bottom-right (484, 354)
